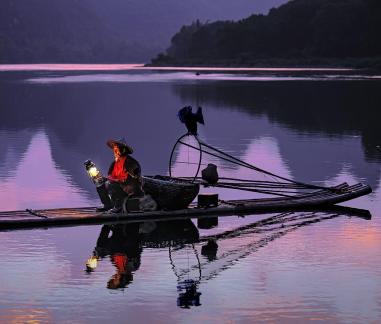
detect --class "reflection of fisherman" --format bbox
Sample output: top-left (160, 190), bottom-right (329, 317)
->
top-left (96, 138), bottom-right (144, 213)
top-left (88, 220), bottom-right (201, 291)
top-left (95, 224), bottom-right (142, 290)
top-left (108, 253), bottom-right (134, 289)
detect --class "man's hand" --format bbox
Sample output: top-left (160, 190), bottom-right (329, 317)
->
top-left (107, 175), bottom-right (128, 183)
top-left (107, 176), bottom-right (120, 183)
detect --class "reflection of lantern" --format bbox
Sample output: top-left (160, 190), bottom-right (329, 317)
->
top-left (86, 256), bottom-right (98, 272)
top-left (84, 160), bottom-right (104, 186)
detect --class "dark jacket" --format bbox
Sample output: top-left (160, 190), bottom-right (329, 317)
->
top-left (108, 155), bottom-right (144, 197)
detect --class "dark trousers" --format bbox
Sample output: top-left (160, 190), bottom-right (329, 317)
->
top-left (96, 181), bottom-right (126, 209)
top-left (96, 178), bottom-right (144, 209)
top-left (106, 181), bottom-right (127, 208)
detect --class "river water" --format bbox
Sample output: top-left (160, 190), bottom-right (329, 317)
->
top-left (0, 65), bottom-right (380, 323)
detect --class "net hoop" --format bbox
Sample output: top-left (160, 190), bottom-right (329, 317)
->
top-left (169, 133), bottom-right (202, 183)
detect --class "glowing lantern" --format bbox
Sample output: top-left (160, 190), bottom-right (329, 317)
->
top-left (84, 160), bottom-right (104, 186)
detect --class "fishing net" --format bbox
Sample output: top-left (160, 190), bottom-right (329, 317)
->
top-left (169, 133), bottom-right (334, 197)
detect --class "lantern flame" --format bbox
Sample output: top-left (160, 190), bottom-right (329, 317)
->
top-left (88, 166), bottom-right (99, 178)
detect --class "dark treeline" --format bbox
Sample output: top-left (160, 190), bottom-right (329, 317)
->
top-left (151, 0), bottom-right (381, 67)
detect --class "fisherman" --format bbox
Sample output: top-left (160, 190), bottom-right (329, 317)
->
top-left (96, 138), bottom-right (144, 213)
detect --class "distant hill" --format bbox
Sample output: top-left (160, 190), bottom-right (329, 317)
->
top-left (0, 0), bottom-right (113, 63)
top-left (151, 0), bottom-right (381, 67)
top-left (0, 0), bottom-right (287, 63)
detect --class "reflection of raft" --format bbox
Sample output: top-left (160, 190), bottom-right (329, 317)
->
top-left (0, 182), bottom-right (371, 230)
top-left (139, 219), bottom-right (199, 247)
top-left (143, 175), bottom-right (200, 210)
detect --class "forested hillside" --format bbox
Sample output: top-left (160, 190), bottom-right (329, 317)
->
top-left (151, 0), bottom-right (381, 67)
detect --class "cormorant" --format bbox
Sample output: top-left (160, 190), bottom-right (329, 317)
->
top-left (177, 106), bottom-right (204, 135)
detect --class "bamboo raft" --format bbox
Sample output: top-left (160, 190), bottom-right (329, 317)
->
top-left (0, 182), bottom-right (371, 230)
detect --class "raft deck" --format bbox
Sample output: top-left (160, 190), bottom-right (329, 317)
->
top-left (0, 182), bottom-right (371, 230)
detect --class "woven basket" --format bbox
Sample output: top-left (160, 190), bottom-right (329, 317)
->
top-left (142, 175), bottom-right (199, 210)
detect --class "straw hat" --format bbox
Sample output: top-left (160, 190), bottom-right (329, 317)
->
top-left (106, 138), bottom-right (133, 154)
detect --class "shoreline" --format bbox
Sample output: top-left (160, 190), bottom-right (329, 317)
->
top-left (0, 63), bottom-right (360, 73)
top-left (147, 57), bottom-right (381, 72)
top-left (1, 63), bottom-right (381, 76)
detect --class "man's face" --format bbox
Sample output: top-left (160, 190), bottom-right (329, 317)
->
top-left (113, 145), bottom-right (121, 160)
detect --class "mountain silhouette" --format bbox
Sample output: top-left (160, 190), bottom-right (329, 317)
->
top-left (0, 0), bottom-right (287, 63)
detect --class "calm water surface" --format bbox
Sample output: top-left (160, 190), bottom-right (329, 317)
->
top-left (0, 65), bottom-right (381, 323)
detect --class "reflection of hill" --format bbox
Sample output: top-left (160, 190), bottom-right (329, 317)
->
top-left (174, 81), bottom-right (381, 186)
top-left (1, 74), bottom-right (380, 203)
top-left (174, 81), bottom-right (381, 149)
top-left (0, 129), bottom-right (33, 179)
top-left (0, 76), bottom-right (187, 197)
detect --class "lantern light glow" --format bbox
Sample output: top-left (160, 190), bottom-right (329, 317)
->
top-left (84, 159), bottom-right (104, 186)
top-left (88, 166), bottom-right (99, 178)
